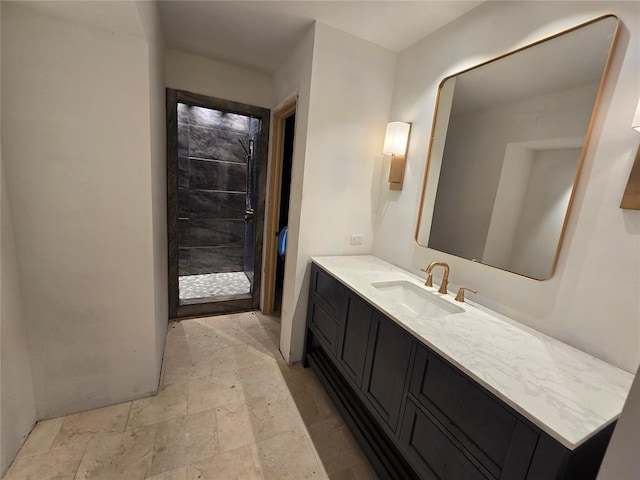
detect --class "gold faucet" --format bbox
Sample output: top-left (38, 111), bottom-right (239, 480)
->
top-left (421, 261), bottom-right (450, 294)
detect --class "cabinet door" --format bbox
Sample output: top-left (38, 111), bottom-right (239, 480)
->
top-left (362, 313), bottom-right (413, 433)
top-left (336, 293), bottom-right (374, 388)
top-left (400, 400), bottom-right (491, 480)
top-left (409, 345), bottom-right (538, 479)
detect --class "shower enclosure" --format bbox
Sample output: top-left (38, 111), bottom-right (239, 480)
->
top-left (167, 89), bottom-right (270, 318)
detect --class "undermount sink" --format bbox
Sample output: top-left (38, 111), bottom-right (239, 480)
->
top-left (371, 280), bottom-right (464, 318)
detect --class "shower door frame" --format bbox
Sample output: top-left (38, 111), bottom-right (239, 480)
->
top-left (167, 88), bottom-right (270, 319)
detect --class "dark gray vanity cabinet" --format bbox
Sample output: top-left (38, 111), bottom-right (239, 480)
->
top-left (309, 265), bottom-right (412, 432)
top-left (306, 264), bottom-right (418, 479)
top-left (305, 263), bottom-right (615, 480)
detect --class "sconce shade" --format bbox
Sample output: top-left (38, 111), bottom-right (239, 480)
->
top-left (633, 99), bottom-right (640, 132)
top-left (383, 122), bottom-right (411, 155)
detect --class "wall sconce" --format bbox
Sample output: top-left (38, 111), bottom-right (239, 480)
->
top-left (632, 99), bottom-right (640, 132)
top-left (621, 100), bottom-right (640, 209)
top-left (383, 121), bottom-right (411, 191)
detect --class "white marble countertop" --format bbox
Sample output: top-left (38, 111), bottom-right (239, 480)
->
top-left (311, 255), bottom-right (634, 450)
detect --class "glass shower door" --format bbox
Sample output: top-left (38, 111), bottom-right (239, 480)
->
top-left (167, 90), bottom-right (270, 318)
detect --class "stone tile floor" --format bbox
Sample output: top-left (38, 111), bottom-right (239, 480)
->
top-left (4, 311), bottom-right (377, 480)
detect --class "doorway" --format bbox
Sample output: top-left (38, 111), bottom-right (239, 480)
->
top-left (263, 97), bottom-right (296, 314)
top-left (167, 89), bottom-right (270, 318)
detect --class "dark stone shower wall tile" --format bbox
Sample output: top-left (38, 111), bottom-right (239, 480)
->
top-left (189, 106), bottom-right (250, 133)
top-left (189, 190), bottom-right (245, 219)
top-left (191, 247), bottom-right (244, 274)
top-left (178, 188), bottom-right (190, 218)
top-left (249, 117), bottom-right (261, 138)
top-left (179, 248), bottom-right (191, 276)
top-left (178, 157), bottom-right (190, 188)
top-left (190, 159), bottom-right (247, 192)
top-left (188, 125), bottom-right (249, 163)
top-left (217, 127), bottom-right (250, 160)
top-left (178, 124), bottom-right (189, 157)
top-left (177, 103), bottom-right (189, 124)
top-left (178, 219), bottom-right (190, 246)
top-left (189, 219), bottom-right (245, 248)
top-left (244, 216), bottom-right (254, 279)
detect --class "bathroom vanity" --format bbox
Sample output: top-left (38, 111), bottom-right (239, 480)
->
top-left (304, 255), bottom-right (633, 480)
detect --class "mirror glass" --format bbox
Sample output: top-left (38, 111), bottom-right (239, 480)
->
top-left (415, 16), bottom-right (619, 280)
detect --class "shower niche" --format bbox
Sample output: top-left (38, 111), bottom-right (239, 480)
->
top-left (167, 90), bottom-right (270, 318)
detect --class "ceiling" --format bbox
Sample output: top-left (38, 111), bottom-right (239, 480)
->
top-left (157, 1), bottom-right (484, 73)
top-left (9, 1), bottom-right (147, 38)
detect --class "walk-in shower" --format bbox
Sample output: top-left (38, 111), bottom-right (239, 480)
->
top-left (167, 90), bottom-right (270, 318)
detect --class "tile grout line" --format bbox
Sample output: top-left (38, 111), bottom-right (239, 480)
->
top-left (70, 435), bottom-right (88, 480)
top-left (147, 419), bottom-right (162, 479)
top-left (124, 399), bottom-right (135, 432)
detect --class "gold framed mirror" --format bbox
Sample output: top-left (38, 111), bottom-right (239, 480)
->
top-left (415, 15), bottom-right (620, 280)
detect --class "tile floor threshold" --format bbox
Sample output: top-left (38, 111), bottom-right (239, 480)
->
top-left (180, 292), bottom-right (252, 306)
top-left (4, 311), bottom-right (377, 480)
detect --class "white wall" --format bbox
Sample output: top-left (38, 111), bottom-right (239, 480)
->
top-left (0, 162), bottom-right (36, 476)
top-left (271, 25), bottom-right (316, 363)
top-left (1, 3), bottom-right (165, 418)
top-left (135, 0), bottom-right (168, 382)
top-left (165, 48), bottom-right (272, 109)
top-left (0, 4), bottom-right (37, 467)
top-left (279, 22), bottom-right (396, 363)
top-left (373, 1), bottom-right (640, 373)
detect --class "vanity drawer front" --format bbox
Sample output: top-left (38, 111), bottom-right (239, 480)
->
top-left (400, 399), bottom-right (491, 480)
top-left (409, 346), bottom-right (538, 477)
top-left (311, 265), bottom-right (342, 315)
top-left (309, 301), bottom-right (340, 354)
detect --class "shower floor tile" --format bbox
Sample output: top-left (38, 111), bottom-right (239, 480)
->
top-left (179, 272), bottom-right (250, 300)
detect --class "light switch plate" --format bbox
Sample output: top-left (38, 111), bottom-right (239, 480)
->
top-left (350, 234), bottom-right (364, 245)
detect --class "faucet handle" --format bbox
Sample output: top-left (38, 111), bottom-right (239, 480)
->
top-left (420, 268), bottom-right (433, 287)
top-left (455, 287), bottom-right (477, 303)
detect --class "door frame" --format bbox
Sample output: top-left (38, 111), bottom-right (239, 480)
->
top-left (262, 95), bottom-right (297, 314)
top-left (167, 88), bottom-right (270, 319)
